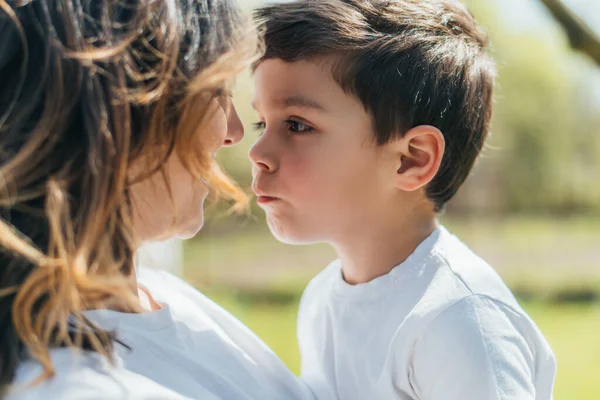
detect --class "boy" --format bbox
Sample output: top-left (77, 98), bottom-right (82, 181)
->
top-left (249, 0), bottom-right (556, 399)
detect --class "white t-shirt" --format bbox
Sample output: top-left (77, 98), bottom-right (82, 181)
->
top-left (297, 226), bottom-right (556, 400)
top-left (9, 268), bottom-right (316, 399)
top-left (9, 348), bottom-right (188, 399)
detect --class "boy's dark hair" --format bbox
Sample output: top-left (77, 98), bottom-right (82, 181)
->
top-left (254, 0), bottom-right (496, 211)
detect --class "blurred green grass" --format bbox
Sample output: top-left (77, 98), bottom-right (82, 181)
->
top-left (185, 216), bottom-right (600, 399)
top-left (188, 215), bottom-right (600, 297)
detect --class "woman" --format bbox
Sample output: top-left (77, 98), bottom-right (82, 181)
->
top-left (0, 0), bottom-right (314, 398)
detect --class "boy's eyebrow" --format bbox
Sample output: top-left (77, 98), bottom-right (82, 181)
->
top-left (281, 95), bottom-right (327, 111)
top-left (252, 95), bottom-right (327, 112)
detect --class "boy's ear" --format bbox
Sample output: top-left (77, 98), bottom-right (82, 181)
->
top-left (392, 125), bottom-right (445, 192)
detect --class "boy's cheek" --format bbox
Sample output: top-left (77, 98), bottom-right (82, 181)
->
top-left (283, 152), bottom-right (364, 210)
top-left (283, 155), bottom-right (319, 186)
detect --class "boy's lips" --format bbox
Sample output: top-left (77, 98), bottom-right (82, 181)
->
top-left (252, 184), bottom-right (281, 205)
top-left (256, 195), bottom-right (279, 205)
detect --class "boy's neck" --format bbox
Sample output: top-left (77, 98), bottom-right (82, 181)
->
top-left (333, 207), bottom-right (438, 285)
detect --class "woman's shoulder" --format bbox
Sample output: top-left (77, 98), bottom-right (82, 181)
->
top-left (8, 348), bottom-right (189, 400)
top-left (137, 267), bottom-right (218, 313)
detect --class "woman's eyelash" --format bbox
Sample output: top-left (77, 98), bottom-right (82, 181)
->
top-left (212, 88), bottom-right (233, 98)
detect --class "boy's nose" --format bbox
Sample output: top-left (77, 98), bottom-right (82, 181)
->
top-left (223, 104), bottom-right (244, 147)
top-left (248, 136), bottom-right (278, 173)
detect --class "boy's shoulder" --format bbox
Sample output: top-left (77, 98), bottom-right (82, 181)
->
top-left (393, 228), bottom-right (555, 398)
top-left (432, 226), bottom-right (519, 302)
top-left (393, 290), bottom-right (556, 400)
top-left (408, 225), bottom-right (527, 323)
top-left (400, 226), bottom-right (555, 361)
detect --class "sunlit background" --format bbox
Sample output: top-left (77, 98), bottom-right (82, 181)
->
top-left (140, 1), bottom-right (600, 398)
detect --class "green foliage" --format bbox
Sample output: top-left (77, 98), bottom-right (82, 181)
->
top-left (441, 1), bottom-right (600, 213)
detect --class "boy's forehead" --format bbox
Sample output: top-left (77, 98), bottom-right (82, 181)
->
top-left (256, 58), bottom-right (333, 86)
top-left (251, 94), bottom-right (327, 112)
top-left (252, 58), bottom-right (341, 111)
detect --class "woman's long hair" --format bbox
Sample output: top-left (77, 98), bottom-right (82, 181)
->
top-left (0, 0), bottom-right (257, 393)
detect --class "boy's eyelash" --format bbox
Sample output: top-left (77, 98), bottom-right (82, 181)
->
top-left (252, 120), bottom-right (315, 136)
top-left (253, 121), bottom-right (266, 135)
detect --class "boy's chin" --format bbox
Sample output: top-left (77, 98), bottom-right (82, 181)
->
top-left (267, 219), bottom-right (317, 245)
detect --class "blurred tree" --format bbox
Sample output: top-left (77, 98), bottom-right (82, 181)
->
top-left (450, 0), bottom-right (600, 214)
top-left (540, 0), bottom-right (600, 66)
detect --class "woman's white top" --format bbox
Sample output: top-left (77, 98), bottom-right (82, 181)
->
top-left (9, 268), bottom-right (315, 400)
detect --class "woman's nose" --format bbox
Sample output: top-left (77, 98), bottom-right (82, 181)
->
top-left (223, 104), bottom-right (244, 147)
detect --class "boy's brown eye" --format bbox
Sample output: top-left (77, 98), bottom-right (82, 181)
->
top-left (286, 119), bottom-right (313, 134)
